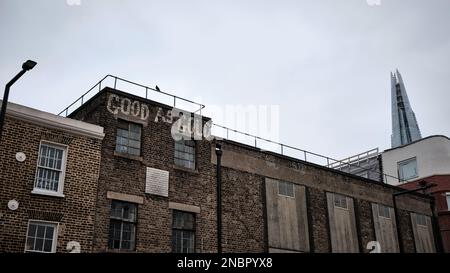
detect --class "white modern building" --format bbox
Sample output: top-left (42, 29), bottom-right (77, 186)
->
top-left (382, 135), bottom-right (450, 186)
top-left (381, 135), bottom-right (450, 252)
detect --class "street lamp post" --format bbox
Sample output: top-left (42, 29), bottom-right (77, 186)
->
top-left (0, 60), bottom-right (37, 142)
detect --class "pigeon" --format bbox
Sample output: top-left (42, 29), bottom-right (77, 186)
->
top-left (155, 85), bottom-right (160, 91)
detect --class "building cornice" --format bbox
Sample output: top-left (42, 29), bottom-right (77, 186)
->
top-left (1, 100), bottom-right (104, 140)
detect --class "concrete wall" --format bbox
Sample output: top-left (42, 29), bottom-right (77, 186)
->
top-left (212, 140), bottom-right (435, 253)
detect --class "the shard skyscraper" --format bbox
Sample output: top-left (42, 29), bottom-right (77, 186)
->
top-left (391, 70), bottom-right (422, 148)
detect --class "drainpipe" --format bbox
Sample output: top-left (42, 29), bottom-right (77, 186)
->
top-left (215, 143), bottom-right (222, 253)
top-left (430, 196), bottom-right (444, 253)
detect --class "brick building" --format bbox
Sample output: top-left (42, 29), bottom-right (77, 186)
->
top-left (0, 76), bottom-right (441, 253)
top-left (0, 101), bottom-right (104, 253)
top-left (59, 75), bottom-right (439, 253)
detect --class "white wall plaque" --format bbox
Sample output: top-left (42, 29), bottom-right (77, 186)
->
top-left (145, 167), bottom-right (169, 197)
top-left (15, 152), bottom-right (26, 162)
top-left (8, 200), bottom-right (19, 211)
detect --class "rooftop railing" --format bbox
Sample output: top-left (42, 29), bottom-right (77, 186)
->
top-left (211, 123), bottom-right (404, 184)
top-left (327, 148), bottom-right (379, 169)
top-left (58, 74), bottom-right (205, 117)
top-left (59, 75), bottom-right (406, 184)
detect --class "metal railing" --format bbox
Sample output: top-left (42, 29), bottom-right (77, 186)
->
top-left (58, 74), bottom-right (205, 117)
top-left (211, 123), bottom-right (405, 184)
top-left (58, 75), bottom-right (405, 184)
top-left (328, 148), bottom-right (379, 169)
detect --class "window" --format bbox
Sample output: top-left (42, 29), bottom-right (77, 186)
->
top-left (447, 193), bottom-right (450, 211)
top-left (108, 200), bottom-right (137, 250)
top-left (334, 194), bottom-right (348, 209)
top-left (34, 142), bottom-right (67, 195)
top-left (398, 158), bottom-right (418, 181)
top-left (116, 120), bottom-right (141, 156)
top-left (278, 181), bottom-right (294, 197)
top-left (25, 221), bottom-right (58, 253)
top-left (172, 211), bottom-right (195, 253)
top-left (416, 214), bottom-right (427, 226)
top-left (378, 204), bottom-right (391, 219)
top-left (174, 140), bottom-right (196, 169)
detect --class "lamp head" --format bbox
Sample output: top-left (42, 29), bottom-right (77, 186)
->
top-left (22, 60), bottom-right (37, 71)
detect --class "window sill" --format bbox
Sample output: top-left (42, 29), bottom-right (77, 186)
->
top-left (173, 165), bottom-right (199, 174)
top-left (31, 189), bottom-right (65, 198)
top-left (25, 250), bottom-right (56, 254)
top-left (114, 151), bottom-right (143, 162)
top-left (105, 248), bottom-right (138, 253)
top-left (437, 210), bottom-right (450, 216)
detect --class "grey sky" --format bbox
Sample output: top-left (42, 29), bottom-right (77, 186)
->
top-left (1, 0), bottom-right (449, 160)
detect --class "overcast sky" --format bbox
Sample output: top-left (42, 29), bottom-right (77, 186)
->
top-left (1, 0), bottom-right (449, 160)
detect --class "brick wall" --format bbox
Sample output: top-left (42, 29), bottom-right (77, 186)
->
top-left (67, 87), bottom-right (437, 253)
top-left (71, 88), bottom-right (218, 252)
top-left (0, 116), bottom-right (102, 252)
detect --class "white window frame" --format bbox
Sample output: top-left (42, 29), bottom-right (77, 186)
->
top-left (24, 220), bottom-right (59, 253)
top-left (32, 141), bottom-right (68, 197)
top-left (397, 157), bottom-right (418, 182)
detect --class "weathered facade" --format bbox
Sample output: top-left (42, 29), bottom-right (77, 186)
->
top-left (0, 101), bottom-right (104, 253)
top-left (0, 80), bottom-right (441, 253)
top-left (66, 86), bottom-right (438, 253)
top-left (212, 139), bottom-right (436, 253)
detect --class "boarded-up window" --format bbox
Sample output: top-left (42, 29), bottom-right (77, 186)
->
top-left (326, 192), bottom-right (359, 253)
top-left (410, 213), bottom-right (436, 253)
top-left (265, 178), bottom-right (309, 253)
top-left (371, 203), bottom-right (399, 253)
